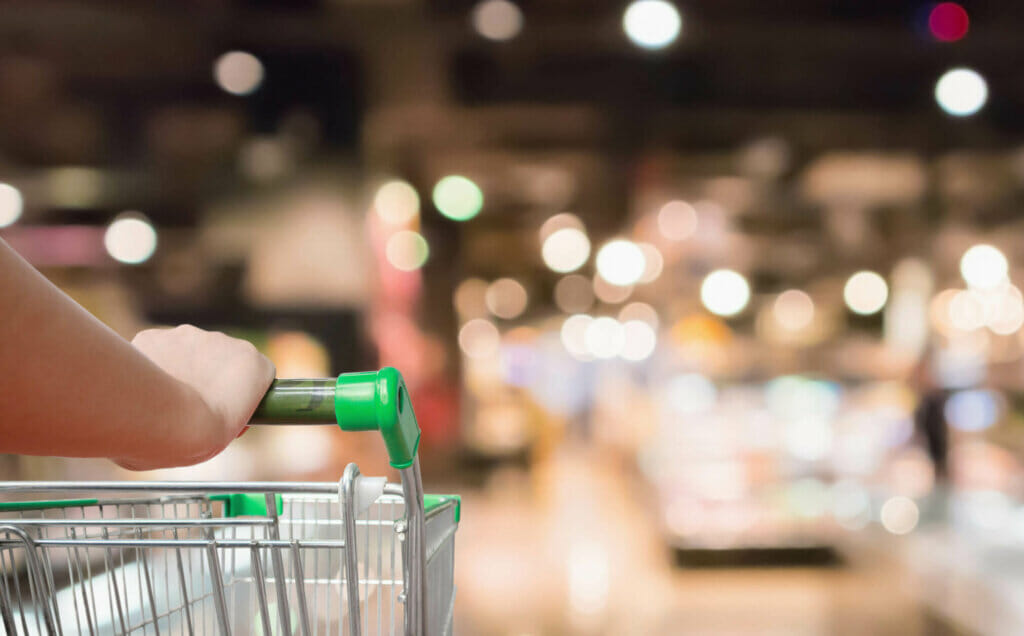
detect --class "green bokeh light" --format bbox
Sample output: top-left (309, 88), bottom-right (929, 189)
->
top-left (432, 175), bottom-right (483, 221)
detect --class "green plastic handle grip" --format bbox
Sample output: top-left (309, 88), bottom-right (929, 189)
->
top-left (250, 368), bottom-right (421, 469)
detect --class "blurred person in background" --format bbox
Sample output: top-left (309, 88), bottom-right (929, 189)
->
top-left (910, 346), bottom-right (949, 485)
top-left (0, 238), bottom-right (275, 470)
top-left (909, 344), bottom-right (953, 526)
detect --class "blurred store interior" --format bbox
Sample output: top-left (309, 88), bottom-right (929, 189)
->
top-left (5, 0), bottom-right (1024, 633)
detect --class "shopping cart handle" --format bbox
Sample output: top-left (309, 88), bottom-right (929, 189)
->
top-left (250, 368), bottom-right (420, 469)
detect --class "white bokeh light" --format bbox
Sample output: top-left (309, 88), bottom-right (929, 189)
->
top-left (485, 277), bottom-right (528, 319)
top-left (949, 290), bottom-right (985, 331)
top-left (935, 67), bottom-right (988, 117)
top-left (596, 239), bottom-right (646, 286)
top-left (657, 200), bottom-right (697, 240)
top-left (844, 271), bottom-right (888, 315)
top-left (561, 314), bottom-right (594, 359)
top-left (385, 230), bottom-right (429, 271)
top-left (637, 243), bottom-right (663, 283)
top-left (784, 417), bottom-right (833, 462)
top-left (374, 180), bottom-right (420, 226)
top-left (623, 0), bottom-right (682, 50)
top-left (459, 318), bottom-right (501, 359)
top-left (618, 302), bottom-right (659, 329)
top-left (988, 285), bottom-right (1024, 334)
top-left (214, 51), bottom-right (264, 96)
top-left (471, 0), bottom-right (524, 42)
top-left (104, 213), bottom-right (158, 265)
top-left (539, 212), bottom-right (584, 241)
top-left (620, 320), bottom-right (657, 361)
top-left (700, 269), bottom-right (750, 317)
top-left (584, 316), bottom-right (625, 359)
top-left (960, 244), bottom-right (1008, 289)
top-left (773, 289), bottom-right (815, 331)
top-left (0, 183), bottom-right (23, 227)
top-left (880, 496), bottom-right (919, 535)
top-left (542, 227), bottom-right (591, 273)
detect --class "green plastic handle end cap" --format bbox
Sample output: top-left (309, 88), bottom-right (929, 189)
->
top-left (335, 368), bottom-right (421, 469)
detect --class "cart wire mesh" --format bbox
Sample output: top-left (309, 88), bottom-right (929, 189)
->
top-left (0, 464), bottom-right (457, 635)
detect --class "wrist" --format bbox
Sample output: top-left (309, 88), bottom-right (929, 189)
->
top-left (117, 382), bottom-right (221, 470)
top-left (177, 383), bottom-right (225, 464)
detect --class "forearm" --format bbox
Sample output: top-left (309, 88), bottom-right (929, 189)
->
top-left (0, 239), bottom-right (215, 463)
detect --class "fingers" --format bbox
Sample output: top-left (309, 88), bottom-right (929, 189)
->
top-left (124, 323), bottom-right (277, 468)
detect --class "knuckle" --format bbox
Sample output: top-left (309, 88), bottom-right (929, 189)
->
top-left (132, 328), bottom-right (158, 344)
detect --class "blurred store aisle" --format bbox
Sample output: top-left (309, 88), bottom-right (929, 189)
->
top-left (452, 446), bottom-right (965, 635)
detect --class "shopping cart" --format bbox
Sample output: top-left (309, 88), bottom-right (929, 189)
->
top-left (0, 368), bottom-right (459, 635)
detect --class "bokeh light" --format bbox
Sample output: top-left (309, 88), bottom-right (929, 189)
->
top-left (560, 314), bottom-right (594, 359)
top-left (657, 200), bottom-right (698, 240)
top-left (844, 271), bottom-right (888, 315)
top-left (593, 275), bottom-right (633, 304)
top-left (539, 212), bottom-right (584, 241)
top-left (584, 316), bottom-right (626, 359)
top-left (928, 288), bottom-right (961, 335)
top-left (432, 175), bottom-right (483, 221)
top-left (620, 320), bottom-right (657, 361)
top-left (385, 230), bottom-right (429, 271)
top-left (618, 301), bottom-right (659, 328)
top-left (949, 289), bottom-right (985, 331)
top-left (773, 289), bottom-right (815, 331)
top-left (267, 330), bottom-right (330, 377)
top-left (0, 183), bottom-right (23, 227)
top-left (104, 213), bottom-right (158, 265)
top-left (623, 0), bottom-right (682, 50)
top-left (700, 269), bottom-right (751, 317)
top-left (766, 376), bottom-right (839, 462)
top-left (960, 244), bottom-right (1008, 289)
top-left (213, 51), bottom-right (264, 96)
top-left (471, 0), bottom-right (524, 42)
top-left (554, 275), bottom-right (595, 313)
top-left (945, 389), bottom-right (1002, 432)
top-left (929, 2), bottom-right (969, 42)
top-left (787, 478), bottom-right (830, 519)
top-left (48, 167), bottom-right (103, 208)
top-left (988, 285), bottom-right (1024, 335)
top-left (454, 278), bottom-right (489, 318)
top-left (784, 416), bottom-right (834, 462)
top-left (485, 277), bottom-right (529, 319)
top-left (596, 239), bottom-right (646, 286)
top-left (542, 228), bottom-right (591, 273)
top-left (239, 138), bottom-right (291, 183)
top-left (935, 67), bottom-right (988, 117)
top-left (637, 243), bottom-right (664, 283)
top-left (880, 496), bottom-right (919, 535)
top-left (459, 318), bottom-right (501, 359)
top-left (831, 481), bottom-right (871, 530)
top-left (374, 180), bottom-right (420, 226)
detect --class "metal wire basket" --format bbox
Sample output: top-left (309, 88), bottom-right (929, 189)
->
top-left (0, 369), bottom-right (459, 636)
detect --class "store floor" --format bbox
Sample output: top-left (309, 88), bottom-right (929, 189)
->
top-left (449, 447), bottom-right (970, 635)
top-left (457, 550), bottom-right (964, 635)
top-left (648, 565), bottom-right (965, 636)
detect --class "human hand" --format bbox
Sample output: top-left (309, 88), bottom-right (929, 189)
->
top-left (121, 325), bottom-right (275, 469)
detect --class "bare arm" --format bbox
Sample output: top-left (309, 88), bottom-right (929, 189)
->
top-left (0, 238), bottom-right (275, 470)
